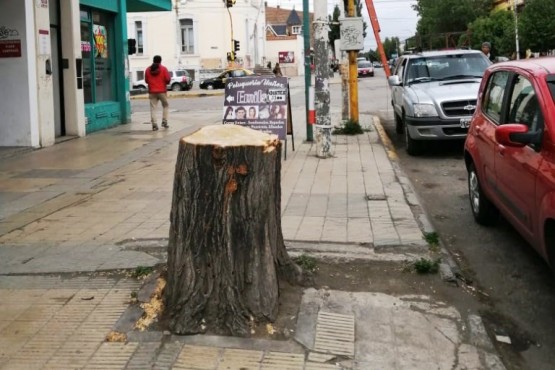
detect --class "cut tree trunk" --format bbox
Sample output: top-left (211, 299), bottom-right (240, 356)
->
top-left (164, 125), bottom-right (302, 336)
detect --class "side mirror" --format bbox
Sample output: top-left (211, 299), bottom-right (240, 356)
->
top-left (388, 75), bottom-right (401, 87)
top-left (495, 124), bottom-right (542, 148)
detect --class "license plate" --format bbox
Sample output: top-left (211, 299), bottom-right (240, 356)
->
top-left (460, 118), bottom-right (471, 128)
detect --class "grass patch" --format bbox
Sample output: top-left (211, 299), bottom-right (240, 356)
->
top-left (423, 232), bottom-right (440, 252)
top-left (332, 119), bottom-right (364, 135)
top-left (132, 266), bottom-right (154, 278)
top-left (294, 254), bottom-right (318, 273)
top-left (413, 258), bottom-right (441, 274)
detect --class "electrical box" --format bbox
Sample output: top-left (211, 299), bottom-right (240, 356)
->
top-left (339, 17), bottom-right (364, 51)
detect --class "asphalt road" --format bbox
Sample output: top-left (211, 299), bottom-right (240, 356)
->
top-left (359, 69), bottom-right (555, 370)
top-left (132, 72), bottom-right (555, 369)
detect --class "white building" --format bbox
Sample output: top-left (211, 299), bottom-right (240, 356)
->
top-left (127, 0), bottom-right (267, 83)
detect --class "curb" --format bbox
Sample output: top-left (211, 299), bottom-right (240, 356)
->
top-left (372, 116), bottom-right (462, 283)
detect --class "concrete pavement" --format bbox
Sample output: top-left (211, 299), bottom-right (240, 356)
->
top-left (0, 76), bottom-right (505, 369)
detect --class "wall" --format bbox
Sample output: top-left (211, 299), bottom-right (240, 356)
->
top-left (265, 37), bottom-right (304, 77)
top-left (0, 0), bottom-right (36, 147)
top-left (127, 0), bottom-right (265, 84)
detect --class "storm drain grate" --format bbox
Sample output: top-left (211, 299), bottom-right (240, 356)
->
top-left (313, 311), bottom-right (355, 357)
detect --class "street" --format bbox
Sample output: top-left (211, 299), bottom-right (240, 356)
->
top-left (358, 69), bottom-right (555, 370)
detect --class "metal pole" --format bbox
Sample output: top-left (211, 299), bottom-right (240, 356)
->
top-left (303, 0), bottom-right (313, 141)
top-left (348, 0), bottom-right (359, 122)
top-left (314, 0), bottom-right (332, 158)
top-left (513, 0), bottom-right (520, 60)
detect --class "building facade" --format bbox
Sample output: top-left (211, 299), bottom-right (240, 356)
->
top-left (127, 0), bottom-right (267, 85)
top-left (0, 0), bottom-right (171, 148)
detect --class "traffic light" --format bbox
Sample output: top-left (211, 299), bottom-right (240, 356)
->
top-left (225, 0), bottom-right (235, 8)
top-left (127, 39), bottom-right (137, 55)
top-left (227, 51), bottom-right (235, 62)
top-left (233, 39), bottom-right (240, 53)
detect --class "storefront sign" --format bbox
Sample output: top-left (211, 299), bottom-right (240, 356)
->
top-left (278, 51), bottom-right (295, 63)
top-left (223, 76), bottom-right (289, 140)
top-left (0, 40), bottom-right (21, 58)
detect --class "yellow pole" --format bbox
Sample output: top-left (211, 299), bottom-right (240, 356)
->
top-left (348, 0), bottom-right (359, 122)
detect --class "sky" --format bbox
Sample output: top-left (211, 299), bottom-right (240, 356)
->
top-left (264, 0), bottom-right (419, 51)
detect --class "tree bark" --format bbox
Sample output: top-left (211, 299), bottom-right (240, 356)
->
top-left (164, 125), bottom-right (302, 336)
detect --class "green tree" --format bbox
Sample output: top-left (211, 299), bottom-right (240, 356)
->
top-left (519, 0), bottom-right (555, 52)
top-left (413, 0), bottom-right (490, 49)
top-left (328, 5), bottom-right (341, 54)
top-left (382, 37), bottom-right (400, 59)
top-left (466, 10), bottom-right (515, 58)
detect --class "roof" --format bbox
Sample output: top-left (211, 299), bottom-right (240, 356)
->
top-left (409, 49), bottom-right (485, 58)
top-left (265, 6), bottom-right (312, 26)
top-left (271, 25), bottom-right (288, 36)
top-left (490, 56), bottom-right (555, 75)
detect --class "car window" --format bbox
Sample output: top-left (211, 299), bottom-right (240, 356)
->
top-left (175, 71), bottom-right (186, 77)
top-left (482, 71), bottom-right (510, 124)
top-left (395, 58), bottom-right (406, 81)
top-left (358, 61), bottom-right (372, 68)
top-left (232, 70), bottom-right (245, 77)
top-left (507, 75), bottom-right (544, 131)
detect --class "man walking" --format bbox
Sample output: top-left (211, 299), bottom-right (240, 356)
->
top-left (145, 55), bottom-right (171, 131)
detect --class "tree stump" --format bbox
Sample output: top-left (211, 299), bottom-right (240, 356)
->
top-left (164, 125), bottom-right (302, 336)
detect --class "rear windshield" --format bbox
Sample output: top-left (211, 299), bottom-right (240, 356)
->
top-left (358, 61), bottom-right (372, 68)
top-left (406, 54), bottom-right (490, 84)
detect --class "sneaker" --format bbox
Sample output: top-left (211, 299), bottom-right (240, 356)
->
top-left (152, 124), bottom-right (159, 131)
top-left (162, 121), bottom-right (169, 129)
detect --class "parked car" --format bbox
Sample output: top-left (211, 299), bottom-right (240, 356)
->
top-left (388, 49), bottom-right (491, 155)
top-left (199, 68), bottom-right (254, 90)
top-left (357, 61), bottom-right (374, 77)
top-left (463, 57), bottom-right (555, 271)
top-left (133, 69), bottom-right (193, 92)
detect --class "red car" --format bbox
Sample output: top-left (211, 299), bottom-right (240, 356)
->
top-left (464, 57), bottom-right (555, 270)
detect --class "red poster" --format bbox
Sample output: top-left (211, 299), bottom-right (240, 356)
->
top-left (0, 40), bottom-right (21, 58)
top-left (278, 51), bottom-right (295, 64)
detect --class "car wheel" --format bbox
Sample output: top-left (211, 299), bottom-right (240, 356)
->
top-left (394, 113), bottom-right (403, 134)
top-left (468, 163), bottom-right (498, 226)
top-left (206, 84), bottom-right (214, 90)
top-left (171, 83), bottom-right (182, 92)
top-left (404, 116), bottom-right (422, 156)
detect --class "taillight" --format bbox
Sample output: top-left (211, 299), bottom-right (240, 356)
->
top-left (181, 77), bottom-right (187, 82)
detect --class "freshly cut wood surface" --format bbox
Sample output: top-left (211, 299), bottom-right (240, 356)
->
top-left (183, 124), bottom-right (278, 149)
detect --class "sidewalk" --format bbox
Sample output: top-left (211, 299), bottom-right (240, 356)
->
top-left (0, 79), bottom-right (505, 369)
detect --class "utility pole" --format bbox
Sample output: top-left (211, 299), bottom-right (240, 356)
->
top-left (302, 0), bottom-right (313, 141)
top-left (313, 0), bottom-right (332, 158)
top-left (347, 0), bottom-right (359, 122)
top-left (513, 0), bottom-right (520, 60)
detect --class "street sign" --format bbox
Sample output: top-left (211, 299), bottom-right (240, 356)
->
top-left (339, 17), bottom-right (364, 51)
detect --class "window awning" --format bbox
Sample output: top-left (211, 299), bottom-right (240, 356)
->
top-left (127, 0), bottom-right (171, 12)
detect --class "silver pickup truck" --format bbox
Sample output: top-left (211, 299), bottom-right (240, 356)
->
top-left (388, 50), bottom-right (491, 155)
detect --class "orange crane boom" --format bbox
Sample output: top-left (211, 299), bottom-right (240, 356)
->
top-left (364, 0), bottom-right (392, 77)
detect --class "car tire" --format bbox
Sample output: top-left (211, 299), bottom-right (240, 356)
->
top-left (395, 113), bottom-right (403, 134)
top-left (404, 117), bottom-right (422, 156)
top-left (171, 83), bottom-right (182, 92)
top-left (468, 163), bottom-right (498, 226)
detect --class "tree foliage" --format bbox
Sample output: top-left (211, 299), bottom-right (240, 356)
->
top-left (382, 37), bottom-right (400, 59)
top-left (466, 10), bottom-right (515, 58)
top-left (519, 0), bottom-right (555, 52)
top-left (413, 0), bottom-right (490, 49)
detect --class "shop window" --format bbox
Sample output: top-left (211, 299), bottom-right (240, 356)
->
top-left (180, 19), bottom-right (194, 54)
top-left (80, 7), bottom-right (115, 104)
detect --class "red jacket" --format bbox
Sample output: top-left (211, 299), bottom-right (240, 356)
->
top-left (145, 63), bottom-right (170, 94)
